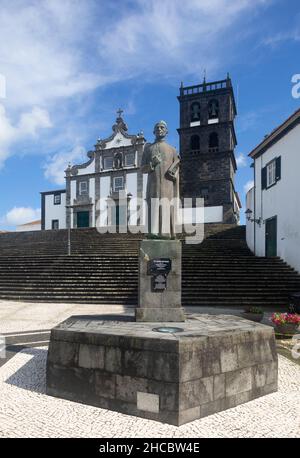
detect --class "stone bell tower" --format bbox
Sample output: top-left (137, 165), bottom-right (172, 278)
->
top-left (177, 75), bottom-right (240, 224)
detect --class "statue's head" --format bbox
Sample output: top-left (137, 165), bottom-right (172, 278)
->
top-left (154, 120), bottom-right (168, 140)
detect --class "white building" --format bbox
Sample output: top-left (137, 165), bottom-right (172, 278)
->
top-left (246, 108), bottom-right (300, 273)
top-left (42, 113), bottom-right (146, 231)
top-left (41, 191), bottom-right (66, 230)
top-left (42, 112), bottom-right (226, 232)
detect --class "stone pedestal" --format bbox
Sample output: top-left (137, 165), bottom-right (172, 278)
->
top-left (46, 314), bottom-right (278, 426)
top-left (136, 239), bottom-right (185, 322)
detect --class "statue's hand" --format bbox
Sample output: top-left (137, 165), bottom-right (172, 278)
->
top-left (151, 155), bottom-right (161, 167)
top-left (166, 160), bottom-right (179, 182)
top-left (165, 169), bottom-right (177, 182)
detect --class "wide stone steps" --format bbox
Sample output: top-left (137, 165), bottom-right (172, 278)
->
top-left (0, 295), bottom-right (137, 304)
top-left (0, 224), bottom-right (299, 307)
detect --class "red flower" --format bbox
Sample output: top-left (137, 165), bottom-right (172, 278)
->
top-left (271, 313), bottom-right (300, 325)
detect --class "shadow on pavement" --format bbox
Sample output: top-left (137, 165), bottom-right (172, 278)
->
top-left (5, 347), bottom-right (48, 394)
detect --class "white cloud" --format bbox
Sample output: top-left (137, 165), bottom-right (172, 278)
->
top-left (0, 0), bottom-right (269, 169)
top-left (2, 207), bottom-right (41, 227)
top-left (97, 0), bottom-right (268, 81)
top-left (0, 104), bottom-right (52, 168)
top-left (236, 153), bottom-right (248, 168)
top-left (44, 145), bottom-right (87, 186)
top-left (0, 0), bottom-right (106, 108)
top-left (244, 180), bottom-right (254, 194)
top-left (0, 0), bottom-right (268, 110)
top-left (18, 107), bottom-right (52, 136)
top-left (262, 29), bottom-right (300, 47)
top-left (0, 73), bottom-right (6, 99)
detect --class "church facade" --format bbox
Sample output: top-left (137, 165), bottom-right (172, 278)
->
top-left (41, 77), bottom-right (241, 231)
top-left (41, 112), bottom-right (146, 231)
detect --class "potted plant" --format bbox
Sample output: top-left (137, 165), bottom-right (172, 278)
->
top-left (241, 307), bottom-right (264, 322)
top-left (271, 313), bottom-right (300, 336)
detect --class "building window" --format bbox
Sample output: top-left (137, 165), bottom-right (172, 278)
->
top-left (190, 135), bottom-right (200, 150)
top-left (125, 152), bottom-right (135, 166)
top-left (104, 156), bottom-right (114, 170)
top-left (52, 220), bottom-right (59, 230)
top-left (114, 176), bottom-right (124, 192)
top-left (190, 102), bottom-right (201, 127)
top-left (209, 132), bottom-right (219, 149)
top-left (54, 194), bottom-right (61, 205)
top-left (261, 157), bottom-right (281, 190)
top-left (208, 99), bottom-right (219, 120)
top-left (190, 102), bottom-right (201, 122)
top-left (79, 181), bottom-right (88, 195)
top-left (267, 160), bottom-right (276, 187)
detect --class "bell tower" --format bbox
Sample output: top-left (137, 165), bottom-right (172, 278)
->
top-left (178, 75), bottom-right (240, 224)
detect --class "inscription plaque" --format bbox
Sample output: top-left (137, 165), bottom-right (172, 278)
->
top-left (152, 274), bottom-right (167, 292)
top-left (148, 258), bottom-right (172, 275)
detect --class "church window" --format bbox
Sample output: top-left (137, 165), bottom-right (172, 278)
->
top-left (190, 102), bottom-right (201, 122)
top-left (209, 132), bottom-right (219, 149)
top-left (104, 156), bottom-right (113, 170)
top-left (79, 181), bottom-right (88, 195)
top-left (114, 176), bottom-right (124, 192)
top-left (190, 135), bottom-right (200, 150)
top-left (125, 152), bottom-right (135, 166)
top-left (54, 194), bottom-right (61, 205)
top-left (208, 99), bottom-right (219, 121)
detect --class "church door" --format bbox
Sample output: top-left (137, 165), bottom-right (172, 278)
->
top-left (77, 211), bottom-right (90, 228)
top-left (114, 205), bottom-right (127, 231)
top-left (265, 216), bottom-right (277, 257)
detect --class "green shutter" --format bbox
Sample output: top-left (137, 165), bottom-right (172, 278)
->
top-left (261, 166), bottom-right (267, 190)
top-left (276, 156), bottom-right (281, 181)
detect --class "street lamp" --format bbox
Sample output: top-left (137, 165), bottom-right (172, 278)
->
top-left (245, 209), bottom-right (262, 226)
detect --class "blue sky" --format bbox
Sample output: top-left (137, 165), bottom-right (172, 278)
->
top-left (0, 0), bottom-right (299, 229)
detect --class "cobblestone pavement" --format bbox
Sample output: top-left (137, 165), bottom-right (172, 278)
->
top-left (0, 300), bottom-right (299, 438)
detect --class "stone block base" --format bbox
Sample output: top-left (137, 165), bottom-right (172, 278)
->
top-left (46, 314), bottom-right (278, 426)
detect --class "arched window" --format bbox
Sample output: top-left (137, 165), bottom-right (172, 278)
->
top-left (209, 132), bottom-right (219, 149)
top-left (190, 102), bottom-right (201, 122)
top-left (208, 99), bottom-right (219, 119)
top-left (190, 134), bottom-right (200, 150)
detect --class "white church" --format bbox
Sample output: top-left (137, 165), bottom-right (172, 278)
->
top-left (41, 111), bottom-right (147, 231)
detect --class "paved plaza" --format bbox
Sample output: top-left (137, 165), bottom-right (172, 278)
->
top-left (0, 300), bottom-right (299, 438)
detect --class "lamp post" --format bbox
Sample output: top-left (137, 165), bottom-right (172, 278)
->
top-left (245, 209), bottom-right (262, 227)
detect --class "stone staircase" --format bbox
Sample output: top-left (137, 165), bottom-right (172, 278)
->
top-left (0, 225), bottom-right (299, 307)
